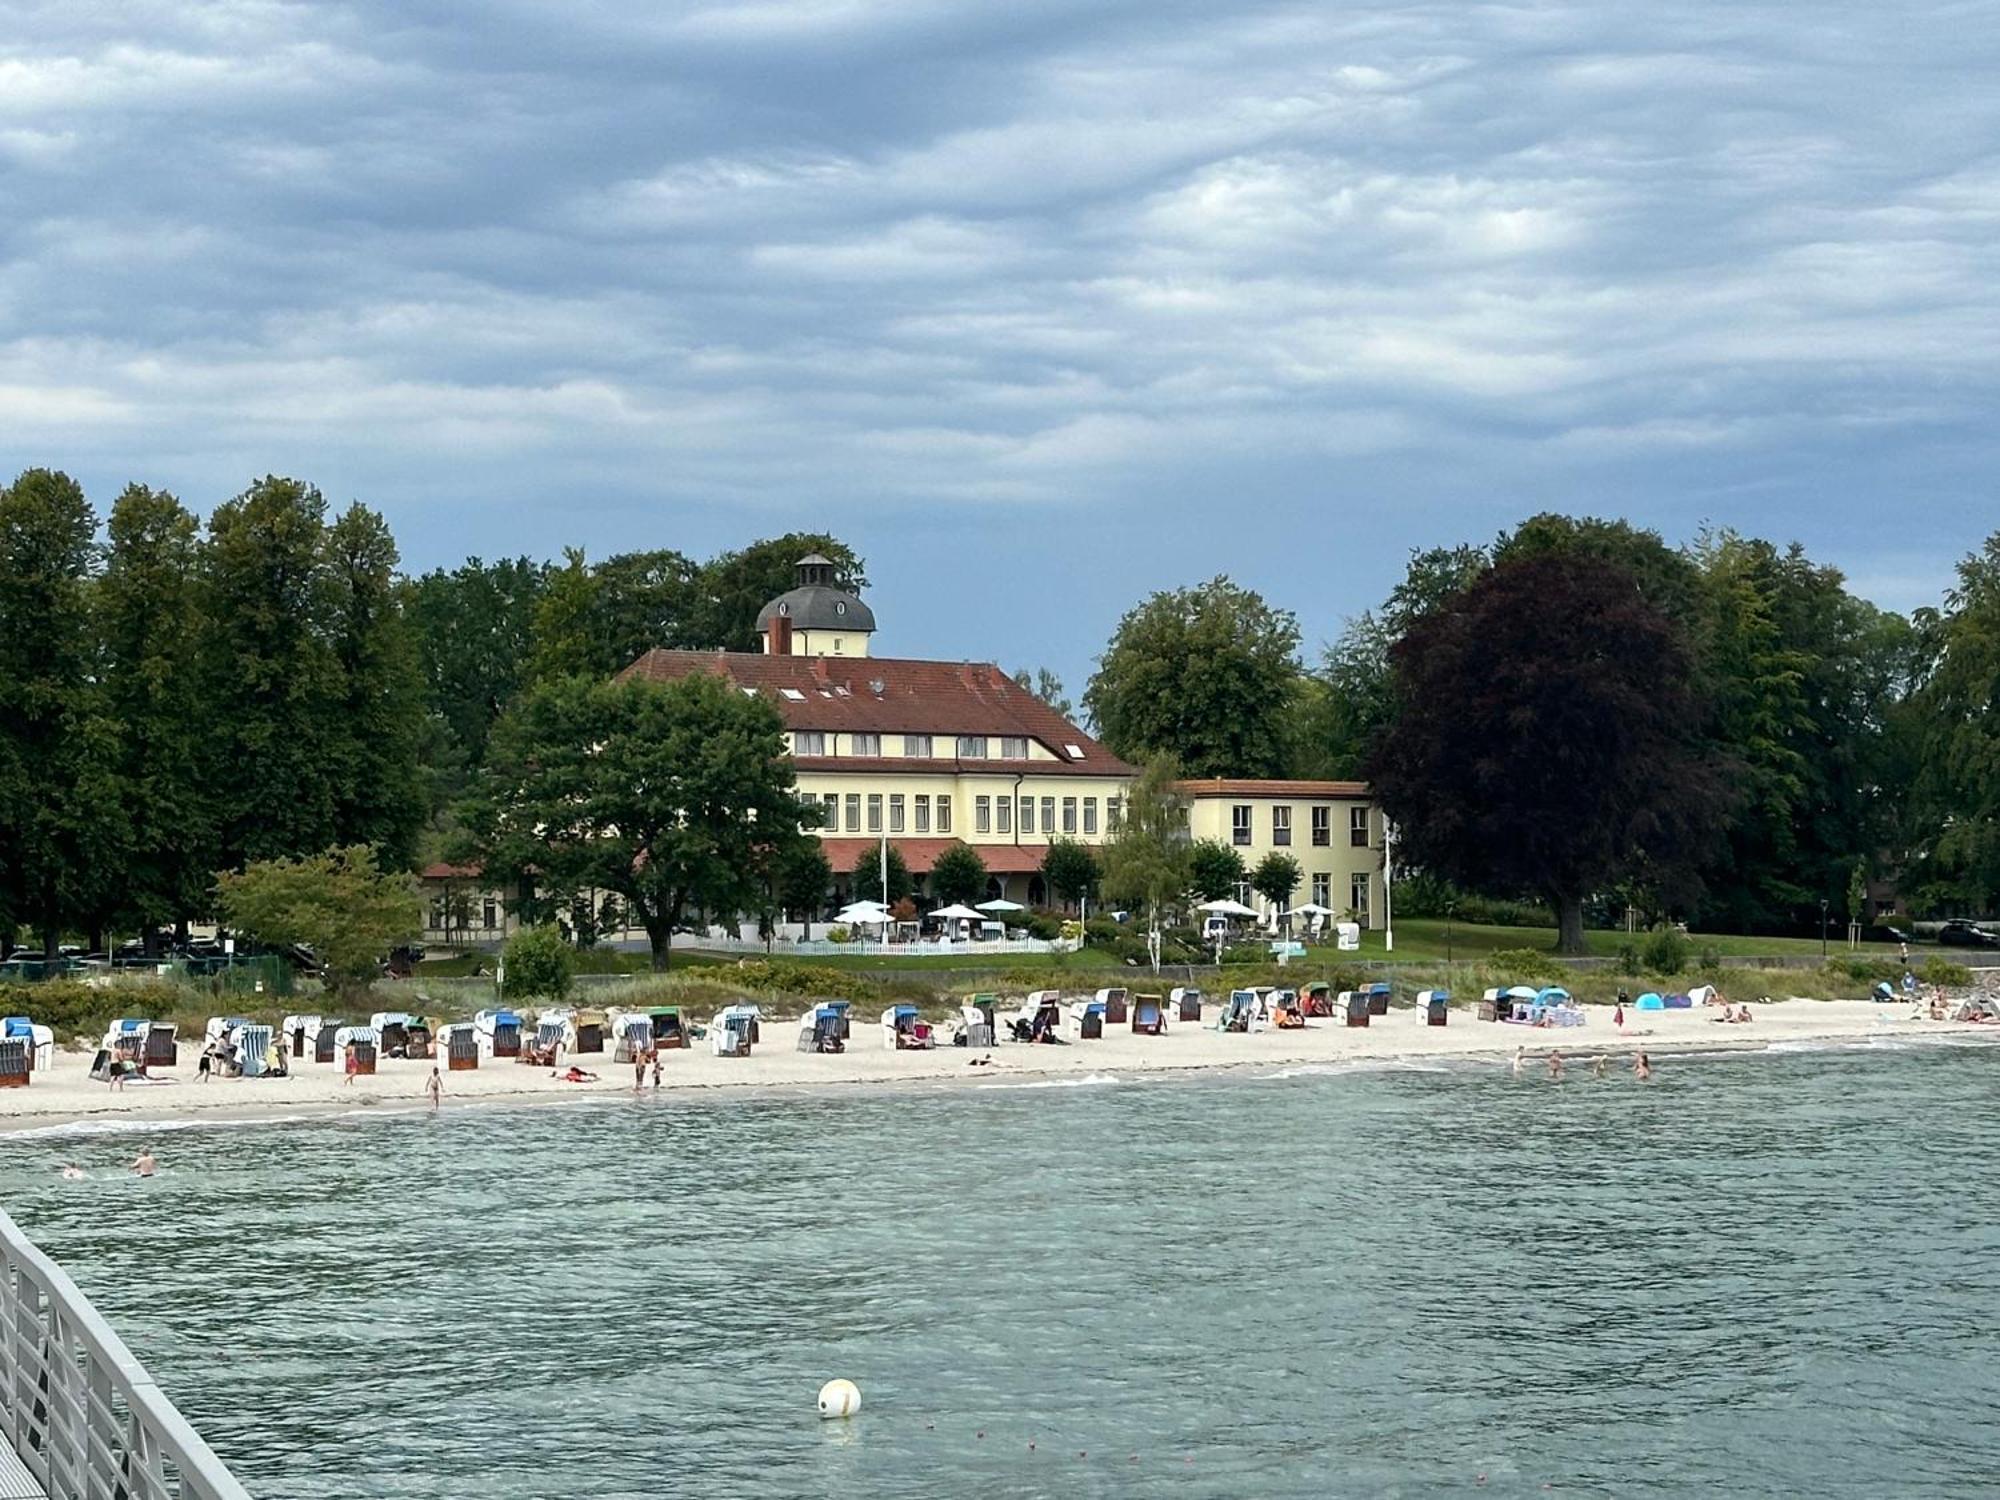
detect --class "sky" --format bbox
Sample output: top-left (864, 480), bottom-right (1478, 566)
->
top-left (4, 0), bottom-right (1999, 693)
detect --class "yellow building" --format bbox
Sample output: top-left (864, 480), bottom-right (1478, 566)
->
top-left (1179, 779), bottom-right (1386, 927)
top-left (620, 558), bottom-right (1135, 905)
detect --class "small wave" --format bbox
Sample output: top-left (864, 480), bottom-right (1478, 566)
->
top-left (1260, 1061), bottom-right (1460, 1081)
top-left (975, 1073), bottom-right (1120, 1091)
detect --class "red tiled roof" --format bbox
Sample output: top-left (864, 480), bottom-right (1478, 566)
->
top-left (617, 650), bottom-right (1131, 775)
top-left (1176, 778), bottom-right (1371, 799)
top-left (820, 838), bottom-right (1050, 875)
top-left (791, 755), bottom-right (1122, 780)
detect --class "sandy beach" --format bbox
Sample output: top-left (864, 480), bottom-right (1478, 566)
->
top-left (2, 998), bottom-right (1991, 1135)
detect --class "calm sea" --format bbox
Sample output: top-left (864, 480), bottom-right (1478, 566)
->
top-left (3, 1040), bottom-right (1997, 1498)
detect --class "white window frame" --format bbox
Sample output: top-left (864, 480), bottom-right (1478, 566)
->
top-left (794, 730), bottom-right (826, 756)
top-left (1311, 806), bottom-right (1330, 847)
top-left (1000, 735), bottom-right (1029, 759)
top-left (1272, 805), bottom-right (1292, 847)
top-left (1350, 806), bottom-right (1370, 848)
top-left (1062, 797), bottom-right (1077, 835)
top-left (915, 794), bottom-right (931, 833)
top-left (937, 796), bottom-right (952, 833)
top-left (975, 796), bottom-right (991, 834)
top-left (998, 796), bottom-right (1013, 834)
top-left (905, 734), bottom-right (933, 758)
top-left (866, 794), bottom-right (883, 833)
top-left (851, 732), bottom-right (881, 757)
top-left (957, 735), bottom-right (988, 759)
top-left (1231, 804), bottom-right (1252, 847)
top-left (844, 794), bottom-right (860, 832)
top-left (889, 794), bottom-right (905, 833)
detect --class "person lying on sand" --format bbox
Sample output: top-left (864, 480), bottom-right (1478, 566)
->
top-left (554, 1065), bottom-right (600, 1083)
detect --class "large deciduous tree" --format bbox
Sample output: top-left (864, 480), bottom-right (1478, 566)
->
top-left (404, 555), bottom-right (546, 772)
top-left (1039, 838), bottom-right (1099, 909)
top-left (1187, 838), bottom-right (1247, 901)
top-left (1366, 552), bottom-right (1733, 954)
top-left (100, 484), bottom-right (213, 949)
top-left (696, 533), bottom-right (867, 650)
top-left (1099, 755), bottom-right (1191, 965)
top-left (1085, 577), bottom-right (1302, 778)
top-left (0, 469), bottom-right (121, 955)
top-left (1911, 532), bottom-right (2000, 912)
top-left (468, 671), bottom-right (816, 970)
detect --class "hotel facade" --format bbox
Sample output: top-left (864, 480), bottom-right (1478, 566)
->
top-left (419, 557), bottom-right (1385, 942)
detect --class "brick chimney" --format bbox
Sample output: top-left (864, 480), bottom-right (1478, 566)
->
top-left (765, 614), bottom-right (793, 655)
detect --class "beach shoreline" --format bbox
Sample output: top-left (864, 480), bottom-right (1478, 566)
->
top-left (3, 998), bottom-right (1992, 1138)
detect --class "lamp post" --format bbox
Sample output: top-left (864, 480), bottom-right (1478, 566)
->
top-left (1382, 817), bottom-right (1396, 955)
top-left (1820, 898), bottom-right (1829, 960)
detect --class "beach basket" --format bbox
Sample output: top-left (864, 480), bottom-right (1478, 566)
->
top-left (0, 1039), bottom-right (28, 1088)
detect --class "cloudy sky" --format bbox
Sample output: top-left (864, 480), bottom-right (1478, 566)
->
top-left (4, 0), bottom-right (1997, 689)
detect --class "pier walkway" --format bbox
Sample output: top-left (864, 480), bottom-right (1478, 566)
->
top-left (1, 1208), bottom-right (249, 1499)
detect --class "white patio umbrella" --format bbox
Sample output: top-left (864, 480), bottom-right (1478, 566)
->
top-left (1196, 898), bottom-right (1259, 918)
top-left (929, 903), bottom-right (985, 922)
top-left (1288, 902), bottom-right (1335, 917)
top-left (976, 899), bottom-right (1025, 912)
top-left (834, 903), bottom-right (891, 926)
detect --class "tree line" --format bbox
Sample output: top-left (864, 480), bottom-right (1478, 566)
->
top-left (1083, 513), bottom-right (2000, 940)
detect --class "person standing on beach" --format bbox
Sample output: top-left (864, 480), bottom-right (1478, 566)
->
top-left (1634, 1052), bottom-right (1653, 1081)
top-left (342, 1043), bottom-right (358, 1087)
top-left (132, 1149), bottom-right (156, 1178)
top-left (650, 1051), bottom-right (662, 1090)
top-left (426, 1067), bottom-right (442, 1110)
top-left (197, 1044), bottom-right (213, 1083)
top-left (1613, 1000), bottom-right (1625, 1030)
top-left (634, 1049), bottom-right (648, 1091)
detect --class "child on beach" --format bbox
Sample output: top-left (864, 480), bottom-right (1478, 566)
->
top-left (651, 1052), bottom-right (662, 1090)
top-left (342, 1044), bottom-right (359, 1086)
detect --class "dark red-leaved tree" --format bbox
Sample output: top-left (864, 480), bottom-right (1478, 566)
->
top-left (1364, 551), bottom-right (1734, 954)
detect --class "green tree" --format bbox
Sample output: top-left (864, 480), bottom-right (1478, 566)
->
top-left (467, 672), bottom-right (815, 970)
top-left (929, 841), bottom-right (989, 905)
top-left (0, 469), bottom-right (120, 955)
top-left (525, 548), bottom-right (607, 684)
top-left (857, 843), bottom-right (913, 907)
top-left (776, 838), bottom-right (834, 939)
top-left (202, 476), bottom-right (343, 868)
top-left (1011, 666), bottom-right (1074, 719)
top-left (695, 534), bottom-right (868, 650)
top-left (502, 923), bottom-right (573, 1002)
top-left (404, 555), bottom-right (546, 771)
top-left (98, 484), bottom-right (213, 950)
top-left (214, 845), bottom-right (422, 1002)
top-left (1098, 755), bottom-right (1192, 965)
top-left (1085, 577), bottom-right (1302, 777)
top-left (323, 503), bottom-right (427, 867)
top-left (1187, 838), bottom-right (1247, 901)
top-left (1368, 552), bottom-right (1734, 954)
top-left (1911, 532), bottom-right (2000, 912)
top-left (1039, 838), bottom-right (1099, 908)
top-left (592, 548), bottom-right (704, 666)
top-left (1251, 851), bottom-right (1302, 912)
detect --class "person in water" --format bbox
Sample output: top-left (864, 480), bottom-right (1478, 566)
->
top-left (1634, 1052), bottom-right (1653, 1081)
top-left (1547, 1050), bottom-right (1565, 1080)
top-left (132, 1149), bottom-right (156, 1178)
top-left (59, 1163), bottom-right (86, 1181)
top-left (1592, 1054), bottom-right (1608, 1080)
top-left (425, 1067), bottom-right (442, 1110)
top-left (1511, 1045), bottom-right (1525, 1076)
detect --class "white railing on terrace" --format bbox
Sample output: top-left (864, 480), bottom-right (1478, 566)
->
top-left (0, 1208), bottom-right (250, 1500)
top-left (688, 934), bottom-right (1080, 958)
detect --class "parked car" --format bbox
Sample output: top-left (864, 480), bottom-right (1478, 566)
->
top-left (1937, 921), bottom-right (1999, 949)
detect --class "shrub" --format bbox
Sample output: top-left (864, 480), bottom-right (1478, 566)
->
top-left (501, 924), bottom-right (572, 1002)
top-left (1696, 944), bottom-right (1723, 975)
top-left (0, 979), bottom-right (192, 1043)
top-left (1489, 947), bottom-right (1569, 984)
top-left (1918, 957), bottom-right (1973, 988)
top-left (1831, 956), bottom-right (1900, 984)
top-left (1641, 928), bottom-right (1691, 976)
top-left (825, 926), bottom-right (853, 944)
top-left (1020, 911), bottom-right (1062, 941)
top-left (1616, 944), bottom-right (1643, 978)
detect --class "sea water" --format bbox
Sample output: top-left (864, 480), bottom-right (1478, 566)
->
top-left (3, 1043), bottom-right (1998, 1498)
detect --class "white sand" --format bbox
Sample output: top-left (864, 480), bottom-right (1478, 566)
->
top-left (1, 999), bottom-right (1990, 1134)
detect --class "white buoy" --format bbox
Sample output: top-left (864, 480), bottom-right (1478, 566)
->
top-left (817, 1379), bottom-right (861, 1419)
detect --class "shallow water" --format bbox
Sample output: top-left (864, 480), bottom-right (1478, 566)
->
top-left (4, 1044), bottom-right (1997, 1498)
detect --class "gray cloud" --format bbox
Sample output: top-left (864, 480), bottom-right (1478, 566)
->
top-left (2, 0), bottom-right (1996, 684)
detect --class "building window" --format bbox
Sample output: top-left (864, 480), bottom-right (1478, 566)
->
top-left (904, 734), bottom-right (933, 758)
top-left (1083, 797), bottom-right (1098, 835)
top-left (851, 732), bottom-right (881, 757)
top-left (1350, 807), bottom-right (1369, 847)
top-left (957, 735), bottom-right (988, 759)
top-left (1313, 872), bottom-right (1331, 908)
top-left (1041, 796), bottom-right (1055, 837)
top-left (822, 793), bottom-right (839, 831)
top-left (1272, 805), bottom-right (1292, 847)
top-left (997, 795), bottom-right (1012, 834)
top-left (1350, 873), bottom-right (1371, 924)
top-left (915, 794), bottom-right (931, 833)
top-left (845, 794), bottom-right (860, 833)
top-left (794, 731), bottom-right (826, 756)
top-left (889, 794), bottom-right (905, 833)
top-left (1107, 797), bottom-right (1122, 832)
top-left (1231, 804), bottom-right (1252, 846)
top-left (482, 897), bottom-right (497, 929)
top-left (1062, 797), bottom-right (1077, 834)
top-left (1311, 806), bottom-right (1330, 847)
top-left (1000, 735), bottom-right (1029, 759)
top-left (867, 794), bottom-right (883, 833)
top-left (1018, 797), bottom-right (1034, 834)
top-left (975, 796), bottom-right (991, 833)
top-left (937, 795), bottom-right (951, 833)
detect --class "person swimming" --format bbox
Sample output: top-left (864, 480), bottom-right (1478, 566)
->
top-left (59, 1163), bottom-right (86, 1181)
top-left (1511, 1045), bottom-right (1525, 1076)
top-left (132, 1149), bottom-right (156, 1178)
top-left (1634, 1053), bottom-right (1653, 1081)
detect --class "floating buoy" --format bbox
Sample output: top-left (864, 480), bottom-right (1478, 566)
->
top-left (817, 1379), bottom-right (861, 1419)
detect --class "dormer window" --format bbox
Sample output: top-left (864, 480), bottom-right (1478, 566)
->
top-left (794, 731), bottom-right (826, 756)
top-left (957, 735), bottom-right (988, 759)
top-left (1000, 736), bottom-right (1028, 759)
top-left (851, 733), bottom-right (881, 757)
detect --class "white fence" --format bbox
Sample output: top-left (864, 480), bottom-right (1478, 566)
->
top-left (685, 933), bottom-right (1080, 959)
top-left (0, 1208), bottom-right (250, 1500)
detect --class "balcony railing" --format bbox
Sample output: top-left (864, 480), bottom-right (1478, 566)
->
top-left (1, 1207), bottom-right (251, 1500)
